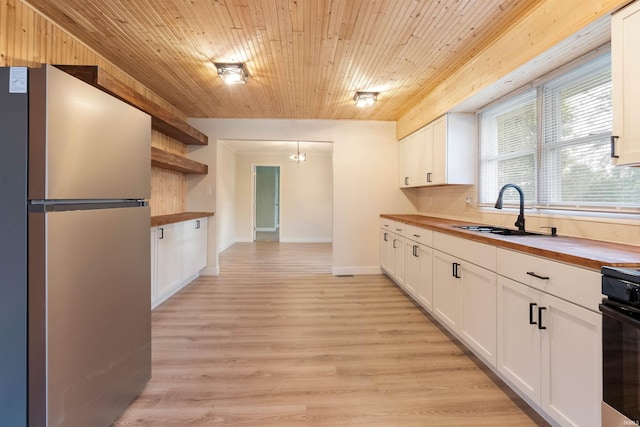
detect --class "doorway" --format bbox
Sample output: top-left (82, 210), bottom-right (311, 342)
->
top-left (253, 165), bottom-right (280, 241)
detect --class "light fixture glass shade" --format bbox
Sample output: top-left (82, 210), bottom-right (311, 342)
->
top-left (214, 62), bottom-right (248, 85)
top-left (353, 91), bottom-right (378, 107)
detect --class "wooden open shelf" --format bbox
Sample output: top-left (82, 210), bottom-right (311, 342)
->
top-left (54, 65), bottom-right (208, 146)
top-left (151, 212), bottom-right (215, 227)
top-left (151, 147), bottom-right (208, 174)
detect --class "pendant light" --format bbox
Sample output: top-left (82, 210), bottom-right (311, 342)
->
top-left (289, 141), bottom-right (306, 163)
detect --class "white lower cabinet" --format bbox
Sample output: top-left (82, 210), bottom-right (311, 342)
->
top-left (433, 232), bottom-right (497, 366)
top-left (151, 218), bottom-right (208, 309)
top-left (155, 222), bottom-right (183, 303)
top-left (378, 218), bottom-right (602, 426)
top-left (182, 218), bottom-right (208, 276)
top-left (379, 219), bottom-right (406, 286)
top-left (497, 249), bottom-right (602, 427)
top-left (404, 225), bottom-right (434, 309)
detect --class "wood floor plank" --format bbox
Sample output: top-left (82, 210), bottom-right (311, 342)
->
top-left (113, 242), bottom-right (548, 426)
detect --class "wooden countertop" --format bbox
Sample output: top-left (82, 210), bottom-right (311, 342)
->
top-left (151, 211), bottom-right (215, 227)
top-left (382, 214), bottom-right (640, 271)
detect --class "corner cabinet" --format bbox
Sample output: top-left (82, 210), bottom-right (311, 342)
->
top-left (398, 113), bottom-right (475, 188)
top-left (612, 1), bottom-right (640, 166)
top-left (151, 216), bottom-right (209, 309)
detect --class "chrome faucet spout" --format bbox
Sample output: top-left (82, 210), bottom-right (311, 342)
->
top-left (495, 184), bottom-right (525, 232)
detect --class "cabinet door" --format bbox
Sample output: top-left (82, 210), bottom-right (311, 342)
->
top-left (540, 293), bottom-right (601, 427)
top-left (613, 1), bottom-right (640, 166)
top-left (150, 228), bottom-right (157, 306)
top-left (182, 218), bottom-right (207, 279)
top-left (392, 234), bottom-right (406, 286)
top-left (431, 116), bottom-right (447, 185)
top-left (156, 222), bottom-right (182, 302)
top-left (414, 243), bottom-right (433, 312)
top-left (460, 262), bottom-right (497, 366)
top-left (399, 131), bottom-right (421, 187)
top-left (497, 276), bottom-right (541, 404)
top-left (421, 123), bottom-right (435, 185)
top-left (432, 250), bottom-right (461, 332)
top-left (380, 228), bottom-right (392, 273)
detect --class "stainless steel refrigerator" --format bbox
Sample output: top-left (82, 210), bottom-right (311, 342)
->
top-left (0, 65), bottom-right (152, 426)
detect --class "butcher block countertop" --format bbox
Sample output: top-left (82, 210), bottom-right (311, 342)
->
top-left (382, 214), bottom-right (640, 271)
top-left (151, 211), bottom-right (215, 227)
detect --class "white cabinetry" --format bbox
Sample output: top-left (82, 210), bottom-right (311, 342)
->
top-left (151, 218), bottom-right (209, 309)
top-left (612, 0), bottom-right (640, 165)
top-left (379, 219), bottom-right (405, 286)
top-left (403, 225), bottom-right (433, 310)
top-left (496, 248), bottom-right (601, 427)
top-left (397, 113), bottom-right (475, 188)
top-left (432, 232), bottom-right (497, 366)
top-left (399, 130), bottom-right (421, 187)
top-left (182, 218), bottom-right (208, 277)
top-left (155, 222), bottom-right (183, 303)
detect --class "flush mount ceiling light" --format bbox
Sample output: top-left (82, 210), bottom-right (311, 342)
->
top-left (353, 91), bottom-right (378, 107)
top-left (289, 141), bottom-right (306, 163)
top-left (214, 62), bottom-right (248, 85)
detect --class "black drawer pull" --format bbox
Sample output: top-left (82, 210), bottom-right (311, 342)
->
top-left (452, 262), bottom-right (461, 278)
top-left (611, 135), bottom-right (619, 159)
top-left (383, 232), bottom-right (388, 242)
top-left (529, 303), bottom-right (537, 325)
top-left (527, 271), bottom-right (549, 280)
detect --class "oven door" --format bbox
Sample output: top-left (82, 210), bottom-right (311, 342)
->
top-left (601, 301), bottom-right (640, 425)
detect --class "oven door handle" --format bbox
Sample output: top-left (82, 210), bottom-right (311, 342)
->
top-left (600, 303), bottom-right (640, 328)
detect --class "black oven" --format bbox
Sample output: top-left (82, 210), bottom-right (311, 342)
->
top-left (601, 266), bottom-right (640, 426)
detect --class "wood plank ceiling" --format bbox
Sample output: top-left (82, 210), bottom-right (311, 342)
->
top-left (23, 0), bottom-right (542, 121)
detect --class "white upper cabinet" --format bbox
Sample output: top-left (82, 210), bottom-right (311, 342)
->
top-left (399, 130), bottom-right (422, 187)
top-left (398, 113), bottom-right (475, 187)
top-left (612, 1), bottom-right (640, 166)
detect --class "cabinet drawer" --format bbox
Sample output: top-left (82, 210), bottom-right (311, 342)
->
top-left (380, 218), bottom-right (396, 231)
top-left (405, 224), bottom-right (433, 246)
top-left (496, 248), bottom-right (601, 311)
top-left (433, 232), bottom-right (496, 271)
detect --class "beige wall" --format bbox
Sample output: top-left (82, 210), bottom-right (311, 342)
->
top-left (187, 118), bottom-right (419, 275)
top-left (234, 153), bottom-right (333, 243)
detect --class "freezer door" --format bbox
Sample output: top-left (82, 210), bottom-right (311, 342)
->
top-left (29, 206), bottom-right (151, 427)
top-left (28, 65), bottom-right (151, 200)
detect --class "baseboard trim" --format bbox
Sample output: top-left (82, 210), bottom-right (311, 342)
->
top-left (280, 237), bottom-right (333, 243)
top-left (200, 266), bottom-right (219, 276)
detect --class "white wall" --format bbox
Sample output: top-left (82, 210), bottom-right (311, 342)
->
top-left (235, 153), bottom-right (333, 242)
top-left (187, 118), bottom-right (419, 275)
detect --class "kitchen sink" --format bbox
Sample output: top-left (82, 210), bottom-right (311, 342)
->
top-left (454, 225), bottom-right (545, 236)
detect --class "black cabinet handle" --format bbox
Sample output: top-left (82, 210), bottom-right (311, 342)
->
top-left (538, 307), bottom-right (547, 330)
top-left (404, 177), bottom-right (409, 185)
top-left (159, 228), bottom-right (164, 240)
top-left (452, 262), bottom-right (461, 278)
top-left (611, 135), bottom-right (619, 159)
top-left (383, 232), bottom-right (388, 242)
top-left (393, 239), bottom-right (397, 249)
top-left (196, 219), bottom-right (201, 229)
top-left (527, 271), bottom-right (549, 280)
top-left (413, 234), bottom-right (420, 238)
top-left (427, 172), bottom-right (432, 183)
top-left (529, 303), bottom-right (537, 325)
top-left (413, 245), bottom-right (419, 257)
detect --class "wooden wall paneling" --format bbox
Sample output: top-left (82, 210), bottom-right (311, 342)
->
top-left (396, 0), bottom-right (633, 139)
top-left (150, 167), bottom-right (187, 216)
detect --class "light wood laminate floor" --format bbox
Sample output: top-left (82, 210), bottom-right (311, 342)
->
top-left (114, 242), bottom-right (547, 426)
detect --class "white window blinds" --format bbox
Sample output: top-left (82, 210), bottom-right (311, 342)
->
top-left (478, 53), bottom-right (640, 212)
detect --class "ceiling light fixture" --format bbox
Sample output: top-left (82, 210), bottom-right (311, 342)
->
top-left (353, 91), bottom-right (378, 107)
top-left (289, 141), bottom-right (306, 163)
top-left (214, 62), bottom-right (248, 85)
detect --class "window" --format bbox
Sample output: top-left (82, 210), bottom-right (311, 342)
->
top-left (478, 53), bottom-right (640, 212)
